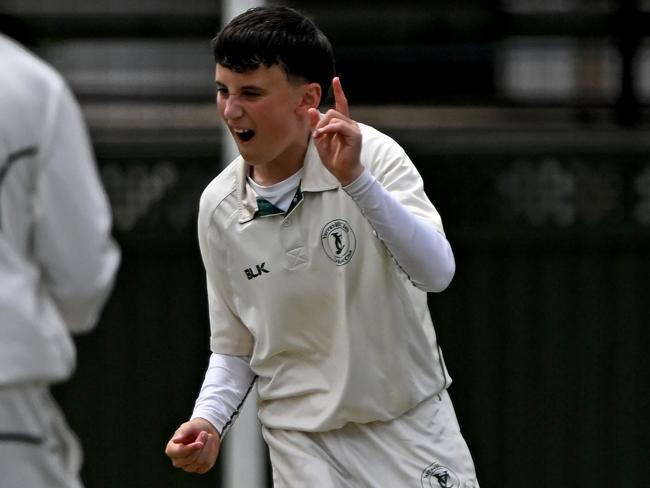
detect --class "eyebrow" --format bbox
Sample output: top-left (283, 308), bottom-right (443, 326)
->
top-left (214, 81), bottom-right (265, 92)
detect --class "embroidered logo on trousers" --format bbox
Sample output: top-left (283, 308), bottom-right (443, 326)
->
top-left (421, 462), bottom-right (460, 488)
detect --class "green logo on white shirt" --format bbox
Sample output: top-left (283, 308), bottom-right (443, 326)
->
top-left (320, 219), bottom-right (356, 266)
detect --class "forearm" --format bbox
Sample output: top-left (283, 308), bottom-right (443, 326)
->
top-left (191, 353), bottom-right (256, 436)
top-left (344, 168), bottom-right (455, 292)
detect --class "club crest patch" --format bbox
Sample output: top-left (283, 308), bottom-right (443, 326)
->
top-left (421, 462), bottom-right (460, 488)
top-left (321, 219), bottom-right (356, 265)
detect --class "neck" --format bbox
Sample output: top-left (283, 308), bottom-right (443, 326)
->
top-left (250, 133), bottom-right (310, 186)
top-left (250, 161), bottom-right (303, 186)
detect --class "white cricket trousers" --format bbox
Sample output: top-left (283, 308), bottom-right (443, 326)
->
top-left (0, 384), bottom-right (84, 488)
top-left (262, 389), bottom-right (479, 487)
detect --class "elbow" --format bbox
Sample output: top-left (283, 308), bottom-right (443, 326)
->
top-left (421, 248), bottom-right (456, 293)
top-left (63, 309), bottom-right (100, 335)
top-left (427, 261), bottom-right (455, 293)
top-left (53, 249), bottom-right (120, 334)
top-left (55, 281), bottom-right (116, 334)
top-left (428, 233), bottom-right (456, 292)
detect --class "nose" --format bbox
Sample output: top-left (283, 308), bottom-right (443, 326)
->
top-left (223, 96), bottom-right (244, 121)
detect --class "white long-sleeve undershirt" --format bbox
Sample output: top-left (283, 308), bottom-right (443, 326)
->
top-left (191, 353), bottom-right (255, 436)
top-left (342, 167), bottom-right (455, 292)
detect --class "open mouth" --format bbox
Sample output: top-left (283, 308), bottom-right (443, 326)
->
top-left (234, 128), bottom-right (255, 142)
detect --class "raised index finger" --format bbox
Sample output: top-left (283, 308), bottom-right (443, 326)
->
top-left (332, 77), bottom-right (349, 117)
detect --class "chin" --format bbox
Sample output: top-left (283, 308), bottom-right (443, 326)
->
top-left (239, 152), bottom-right (266, 167)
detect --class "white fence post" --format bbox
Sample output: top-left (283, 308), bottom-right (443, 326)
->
top-left (220, 1), bottom-right (267, 487)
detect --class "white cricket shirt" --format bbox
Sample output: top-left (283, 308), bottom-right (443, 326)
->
top-left (198, 123), bottom-right (451, 431)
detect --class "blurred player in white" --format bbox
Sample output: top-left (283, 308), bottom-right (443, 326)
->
top-left (165, 6), bottom-right (478, 487)
top-left (0, 30), bottom-right (120, 488)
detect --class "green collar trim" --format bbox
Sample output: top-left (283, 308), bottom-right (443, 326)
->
top-left (256, 198), bottom-right (284, 217)
top-left (255, 186), bottom-right (303, 218)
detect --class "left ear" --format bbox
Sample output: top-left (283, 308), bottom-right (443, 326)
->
top-left (296, 82), bottom-right (322, 116)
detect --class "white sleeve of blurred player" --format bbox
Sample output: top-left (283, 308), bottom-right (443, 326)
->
top-left (33, 81), bottom-right (121, 334)
top-left (191, 353), bottom-right (256, 436)
top-left (343, 168), bottom-right (455, 292)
